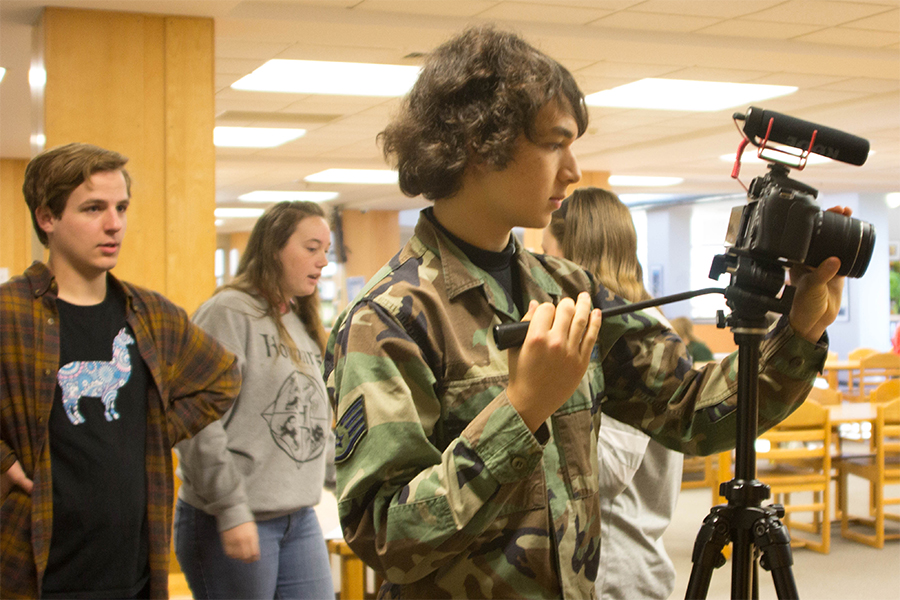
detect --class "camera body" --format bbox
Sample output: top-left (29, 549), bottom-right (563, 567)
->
top-left (725, 164), bottom-right (874, 279)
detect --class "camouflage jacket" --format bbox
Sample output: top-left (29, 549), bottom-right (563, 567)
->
top-left (324, 211), bottom-right (826, 599)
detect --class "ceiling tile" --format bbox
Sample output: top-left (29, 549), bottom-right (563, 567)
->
top-left (696, 19), bottom-right (823, 39)
top-left (630, 0), bottom-right (785, 18)
top-left (796, 26), bottom-right (900, 46)
top-left (477, 2), bottom-right (612, 24)
top-left (742, 0), bottom-right (890, 26)
top-left (589, 11), bottom-right (721, 32)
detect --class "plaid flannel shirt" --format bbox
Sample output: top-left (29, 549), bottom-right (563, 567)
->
top-left (1, 262), bottom-right (240, 599)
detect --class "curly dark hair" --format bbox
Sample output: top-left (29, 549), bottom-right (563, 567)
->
top-left (379, 26), bottom-right (589, 201)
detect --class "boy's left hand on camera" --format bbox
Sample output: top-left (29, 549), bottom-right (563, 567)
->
top-left (788, 206), bottom-right (851, 344)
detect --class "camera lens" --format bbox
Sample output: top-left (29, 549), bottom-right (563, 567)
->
top-left (805, 210), bottom-right (876, 278)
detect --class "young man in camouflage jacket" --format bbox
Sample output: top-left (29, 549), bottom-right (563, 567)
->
top-left (324, 26), bottom-right (847, 599)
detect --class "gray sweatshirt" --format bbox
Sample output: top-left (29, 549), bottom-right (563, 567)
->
top-left (175, 289), bottom-right (335, 531)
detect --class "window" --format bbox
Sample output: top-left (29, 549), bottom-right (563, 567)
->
top-left (689, 200), bottom-right (744, 319)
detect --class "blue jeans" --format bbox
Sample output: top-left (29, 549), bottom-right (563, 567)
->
top-left (174, 499), bottom-right (334, 600)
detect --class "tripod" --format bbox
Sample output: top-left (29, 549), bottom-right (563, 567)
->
top-left (491, 255), bottom-right (805, 599)
top-left (685, 256), bottom-right (801, 600)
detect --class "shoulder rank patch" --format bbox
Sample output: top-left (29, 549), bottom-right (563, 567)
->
top-left (334, 396), bottom-right (367, 463)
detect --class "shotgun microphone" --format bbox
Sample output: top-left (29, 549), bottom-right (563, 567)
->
top-left (737, 106), bottom-right (870, 166)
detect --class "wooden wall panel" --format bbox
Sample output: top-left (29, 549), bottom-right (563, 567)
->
top-left (341, 209), bottom-right (400, 281)
top-left (36, 8), bottom-right (215, 313)
top-left (0, 159), bottom-right (31, 279)
top-left (164, 16), bottom-right (215, 313)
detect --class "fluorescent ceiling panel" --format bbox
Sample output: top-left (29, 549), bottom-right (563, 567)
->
top-left (215, 208), bottom-right (266, 218)
top-left (609, 175), bottom-right (684, 187)
top-left (239, 190), bottom-right (339, 202)
top-left (232, 59), bottom-right (421, 97)
top-left (304, 169), bottom-right (399, 184)
top-left (585, 79), bottom-right (797, 111)
top-left (214, 126), bottom-right (306, 148)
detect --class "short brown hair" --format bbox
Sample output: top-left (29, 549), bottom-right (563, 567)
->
top-left (379, 25), bottom-right (588, 201)
top-left (23, 142), bottom-right (131, 246)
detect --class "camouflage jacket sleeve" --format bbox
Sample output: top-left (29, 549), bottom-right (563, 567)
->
top-left (594, 305), bottom-right (828, 456)
top-left (327, 298), bottom-right (547, 584)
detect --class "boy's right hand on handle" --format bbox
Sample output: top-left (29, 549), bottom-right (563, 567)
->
top-left (507, 291), bottom-right (602, 432)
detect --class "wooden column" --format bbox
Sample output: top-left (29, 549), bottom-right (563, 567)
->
top-left (340, 209), bottom-right (400, 281)
top-left (521, 170), bottom-right (611, 253)
top-left (33, 7), bottom-right (215, 313)
top-left (0, 158), bottom-right (32, 280)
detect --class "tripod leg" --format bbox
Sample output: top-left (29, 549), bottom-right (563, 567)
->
top-left (731, 527), bottom-right (755, 599)
top-left (686, 508), bottom-right (730, 600)
top-left (755, 511), bottom-right (799, 600)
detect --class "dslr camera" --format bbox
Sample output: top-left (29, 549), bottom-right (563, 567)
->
top-left (724, 107), bottom-right (875, 279)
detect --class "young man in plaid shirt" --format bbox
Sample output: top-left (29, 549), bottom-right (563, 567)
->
top-left (1, 143), bottom-right (240, 599)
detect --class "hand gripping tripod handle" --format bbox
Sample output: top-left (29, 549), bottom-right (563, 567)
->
top-left (492, 288), bottom-right (725, 350)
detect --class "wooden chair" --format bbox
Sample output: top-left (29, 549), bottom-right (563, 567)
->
top-left (856, 352), bottom-right (900, 401)
top-left (848, 347), bottom-right (878, 361)
top-left (328, 539), bottom-right (366, 600)
top-left (870, 379), bottom-right (900, 404)
top-left (807, 385), bottom-right (841, 406)
top-left (846, 347), bottom-right (878, 394)
top-left (756, 400), bottom-right (832, 553)
top-left (838, 397), bottom-right (900, 548)
top-left (681, 455), bottom-right (717, 492)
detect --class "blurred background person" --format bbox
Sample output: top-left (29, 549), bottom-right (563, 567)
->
top-left (543, 187), bottom-right (683, 600)
top-left (671, 317), bottom-right (715, 363)
top-left (174, 201), bottom-right (335, 600)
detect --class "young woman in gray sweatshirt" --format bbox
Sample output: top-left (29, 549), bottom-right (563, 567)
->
top-left (174, 201), bottom-right (335, 599)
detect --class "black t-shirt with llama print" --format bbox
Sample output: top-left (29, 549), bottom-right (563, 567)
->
top-left (43, 282), bottom-right (151, 599)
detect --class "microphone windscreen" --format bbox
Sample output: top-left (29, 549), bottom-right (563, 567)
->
top-left (742, 107), bottom-right (869, 166)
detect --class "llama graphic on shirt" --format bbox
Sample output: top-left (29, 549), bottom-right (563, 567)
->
top-left (261, 372), bottom-right (328, 464)
top-left (57, 328), bottom-right (134, 425)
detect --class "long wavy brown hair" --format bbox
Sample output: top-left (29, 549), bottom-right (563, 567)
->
top-left (548, 187), bottom-right (651, 303)
top-left (221, 201), bottom-right (328, 355)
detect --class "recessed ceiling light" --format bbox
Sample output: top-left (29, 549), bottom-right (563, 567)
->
top-left (238, 190), bottom-right (339, 202)
top-left (887, 192), bottom-right (900, 209)
top-left (609, 175), bottom-right (684, 187)
top-left (232, 59), bottom-right (421, 97)
top-left (215, 208), bottom-right (266, 218)
top-left (304, 169), bottom-right (399, 184)
top-left (214, 126), bottom-right (305, 148)
top-left (585, 79), bottom-right (797, 112)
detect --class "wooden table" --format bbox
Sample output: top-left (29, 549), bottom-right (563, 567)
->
top-left (827, 401), bottom-right (876, 425)
top-left (822, 359), bottom-right (860, 392)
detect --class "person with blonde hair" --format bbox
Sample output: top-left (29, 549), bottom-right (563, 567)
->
top-left (543, 186), bottom-right (683, 599)
top-left (174, 201), bottom-right (335, 599)
top-left (671, 316), bottom-right (715, 363)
